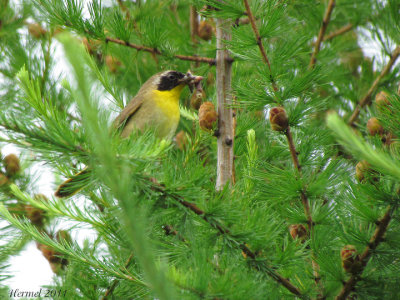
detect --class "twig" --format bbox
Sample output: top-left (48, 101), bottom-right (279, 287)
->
top-left (323, 23), bottom-right (353, 42)
top-left (243, 0), bottom-right (277, 91)
top-left (215, 17), bottom-right (234, 190)
top-left (105, 36), bottom-right (216, 65)
top-left (162, 224), bottom-right (186, 242)
top-left (335, 207), bottom-right (393, 300)
top-left (40, 37), bottom-right (52, 94)
top-left (348, 45), bottom-right (400, 126)
top-left (149, 179), bottom-right (302, 297)
top-left (284, 128), bottom-right (313, 228)
top-left (116, 0), bottom-right (131, 20)
top-left (309, 0), bottom-right (336, 68)
top-left (285, 127), bottom-right (319, 286)
top-left (102, 253), bottom-right (134, 299)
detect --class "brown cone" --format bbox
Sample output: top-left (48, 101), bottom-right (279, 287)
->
top-left (375, 91), bottom-right (390, 109)
top-left (197, 21), bottom-right (214, 41)
top-left (269, 107), bottom-right (288, 132)
top-left (199, 102), bottom-right (217, 131)
top-left (105, 55), bottom-right (122, 73)
top-left (289, 224), bottom-right (307, 241)
top-left (4, 154), bottom-right (20, 176)
top-left (367, 117), bottom-right (384, 136)
top-left (340, 245), bottom-right (358, 273)
top-left (28, 23), bottom-right (47, 39)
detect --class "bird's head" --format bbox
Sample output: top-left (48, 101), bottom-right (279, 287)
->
top-left (156, 70), bottom-right (203, 91)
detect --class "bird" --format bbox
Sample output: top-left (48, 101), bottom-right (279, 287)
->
top-left (55, 70), bottom-right (203, 198)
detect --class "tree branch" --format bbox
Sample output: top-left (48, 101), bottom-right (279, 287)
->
top-left (149, 181), bottom-right (303, 297)
top-left (284, 127), bottom-right (313, 229)
top-left (309, 0), bottom-right (336, 68)
top-left (285, 127), bottom-right (319, 286)
top-left (323, 23), bottom-right (353, 42)
top-left (335, 207), bottom-right (393, 300)
top-left (215, 17), bottom-right (234, 190)
top-left (105, 36), bottom-right (216, 65)
top-left (348, 45), bottom-right (400, 126)
top-left (243, 0), bottom-right (277, 91)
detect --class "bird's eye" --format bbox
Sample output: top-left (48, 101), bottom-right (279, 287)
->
top-left (168, 74), bottom-right (176, 80)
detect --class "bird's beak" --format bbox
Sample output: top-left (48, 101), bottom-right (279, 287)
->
top-left (179, 72), bottom-right (204, 85)
top-left (180, 72), bottom-right (203, 92)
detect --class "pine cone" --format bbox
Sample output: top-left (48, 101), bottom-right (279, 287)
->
top-left (367, 117), bottom-right (384, 136)
top-left (289, 224), bottom-right (307, 241)
top-left (375, 91), bottom-right (390, 109)
top-left (38, 242), bottom-right (68, 274)
top-left (82, 37), bottom-right (100, 56)
top-left (4, 154), bottom-right (20, 176)
top-left (199, 102), bottom-right (217, 131)
top-left (28, 23), bottom-right (47, 39)
top-left (355, 160), bottom-right (378, 183)
top-left (0, 173), bottom-right (8, 186)
top-left (197, 21), bottom-right (214, 41)
top-left (269, 107), bottom-right (288, 132)
top-left (105, 55), bottom-right (122, 73)
top-left (25, 204), bottom-right (46, 227)
top-left (340, 245), bottom-right (358, 273)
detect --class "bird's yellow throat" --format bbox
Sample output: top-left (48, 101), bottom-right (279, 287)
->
top-left (152, 84), bottom-right (184, 120)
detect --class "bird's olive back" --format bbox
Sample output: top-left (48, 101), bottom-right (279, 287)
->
top-left (157, 71), bottom-right (185, 91)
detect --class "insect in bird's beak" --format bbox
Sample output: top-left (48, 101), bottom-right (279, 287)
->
top-left (180, 71), bottom-right (204, 92)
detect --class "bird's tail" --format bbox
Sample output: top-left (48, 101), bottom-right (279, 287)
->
top-left (55, 167), bottom-right (92, 198)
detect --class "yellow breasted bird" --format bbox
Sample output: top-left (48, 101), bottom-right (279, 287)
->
top-left (55, 70), bottom-right (203, 198)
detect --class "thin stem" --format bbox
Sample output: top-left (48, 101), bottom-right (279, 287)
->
top-left (40, 37), bottom-right (52, 95)
top-left (285, 127), bottom-right (319, 286)
top-left (323, 23), bottom-right (353, 42)
top-left (105, 36), bottom-right (216, 65)
top-left (116, 0), bottom-right (131, 20)
top-left (309, 0), bottom-right (336, 68)
top-left (335, 207), bottom-right (393, 300)
top-left (348, 45), bottom-right (400, 126)
top-left (243, 0), bottom-right (277, 91)
top-left (284, 128), bottom-right (312, 227)
top-left (102, 253), bottom-right (134, 299)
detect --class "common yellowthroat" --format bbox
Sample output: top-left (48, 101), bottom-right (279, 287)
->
top-left (55, 70), bottom-right (203, 198)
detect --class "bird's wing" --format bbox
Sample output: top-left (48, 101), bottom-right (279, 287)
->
top-left (113, 94), bottom-right (144, 129)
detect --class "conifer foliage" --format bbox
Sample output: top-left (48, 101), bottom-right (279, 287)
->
top-left (1, 0), bottom-right (400, 299)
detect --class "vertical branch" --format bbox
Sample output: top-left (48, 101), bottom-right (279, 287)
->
top-left (284, 128), bottom-right (312, 228)
top-left (285, 126), bottom-right (320, 288)
top-left (190, 6), bottom-right (198, 45)
top-left (215, 17), bottom-right (234, 191)
top-left (309, 0), bottom-right (336, 68)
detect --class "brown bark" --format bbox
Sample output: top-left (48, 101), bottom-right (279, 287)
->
top-left (215, 18), bottom-right (234, 190)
